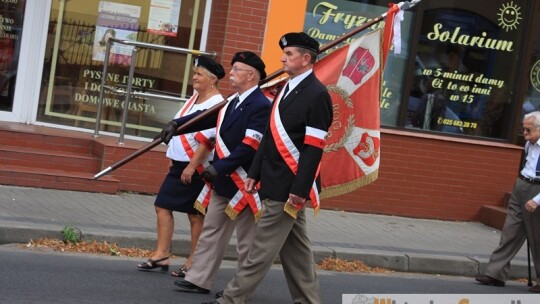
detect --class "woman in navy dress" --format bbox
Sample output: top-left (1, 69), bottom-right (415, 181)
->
top-left (137, 56), bottom-right (225, 276)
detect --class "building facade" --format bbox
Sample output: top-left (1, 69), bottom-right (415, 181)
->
top-left (2, 0), bottom-right (540, 221)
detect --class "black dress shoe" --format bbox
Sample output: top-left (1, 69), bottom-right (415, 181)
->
top-left (174, 279), bottom-right (210, 294)
top-left (215, 290), bottom-right (223, 298)
top-left (475, 275), bottom-right (505, 287)
top-left (200, 301), bottom-right (219, 304)
top-left (530, 284), bottom-right (540, 293)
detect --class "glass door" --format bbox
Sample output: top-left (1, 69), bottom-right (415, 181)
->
top-left (0, 0), bottom-right (26, 120)
top-left (0, 0), bottom-right (49, 123)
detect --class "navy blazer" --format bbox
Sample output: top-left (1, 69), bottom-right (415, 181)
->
top-left (249, 73), bottom-right (333, 201)
top-left (174, 88), bottom-right (271, 198)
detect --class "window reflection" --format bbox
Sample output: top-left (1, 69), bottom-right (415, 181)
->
top-left (406, 4), bottom-right (521, 139)
top-left (37, 0), bottom-right (206, 138)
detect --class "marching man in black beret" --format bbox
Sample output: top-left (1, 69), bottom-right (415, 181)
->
top-left (161, 51), bottom-right (271, 296)
top-left (206, 32), bottom-right (333, 304)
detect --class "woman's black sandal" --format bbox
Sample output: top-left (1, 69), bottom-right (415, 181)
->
top-left (137, 257), bottom-right (170, 271)
top-left (171, 264), bottom-right (188, 277)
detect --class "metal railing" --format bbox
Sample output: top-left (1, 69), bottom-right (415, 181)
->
top-left (94, 37), bottom-right (216, 144)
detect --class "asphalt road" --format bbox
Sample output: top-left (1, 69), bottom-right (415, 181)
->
top-left (0, 244), bottom-right (531, 304)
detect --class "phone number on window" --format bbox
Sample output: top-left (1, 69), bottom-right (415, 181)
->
top-left (437, 117), bottom-right (477, 129)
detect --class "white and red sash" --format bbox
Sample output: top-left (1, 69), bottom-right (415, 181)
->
top-left (175, 93), bottom-right (213, 213)
top-left (195, 97), bottom-right (263, 221)
top-left (177, 93), bottom-right (210, 173)
top-left (270, 86), bottom-right (323, 218)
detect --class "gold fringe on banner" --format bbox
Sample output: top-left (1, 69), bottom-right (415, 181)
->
top-left (320, 170), bottom-right (379, 199)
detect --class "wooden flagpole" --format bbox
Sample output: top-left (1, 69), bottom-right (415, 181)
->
top-left (93, 0), bottom-right (421, 180)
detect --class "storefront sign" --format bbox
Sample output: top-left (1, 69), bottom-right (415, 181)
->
top-left (310, 1), bottom-right (384, 35)
top-left (427, 23), bottom-right (514, 52)
top-left (75, 68), bottom-right (157, 114)
top-left (497, 1), bottom-right (522, 31)
top-left (305, 1), bottom-right (387, 53)
top-left (408, 0), bottom-right (525, 138)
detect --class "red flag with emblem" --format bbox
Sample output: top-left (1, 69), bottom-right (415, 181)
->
top-left (315, 29), bottom-right (382, 198)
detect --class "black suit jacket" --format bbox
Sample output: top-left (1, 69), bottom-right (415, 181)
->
top-left (249, 72), bottom-right (333, 201)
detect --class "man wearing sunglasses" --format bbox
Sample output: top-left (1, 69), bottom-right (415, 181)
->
top-left (476, 111), bottom-right (540, 293)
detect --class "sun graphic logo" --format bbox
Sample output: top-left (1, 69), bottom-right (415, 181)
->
top-left (497, 1), bottom-right (522, 31)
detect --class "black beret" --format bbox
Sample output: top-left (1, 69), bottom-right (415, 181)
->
top-left (279, 32), bottom-right (320, 53)
top-left (193, 55), bottom-right (225, 80)
top-left (231, 51), bottom-right (267, 80)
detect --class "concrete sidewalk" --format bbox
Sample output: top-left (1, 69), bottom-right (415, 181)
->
top-left (0, 184), bottom-right (532, 279)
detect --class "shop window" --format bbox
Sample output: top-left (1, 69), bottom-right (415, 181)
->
top-left (523, 14), bottom-right (540, 120)
top-left (37, 0), bottom-right (208, 138)
top-left (406, 1), bottom-right (528, 139)
top-left (304, 0), bottom-right (531, 141)
top-left (0, 0), bottom-right (26, 112)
